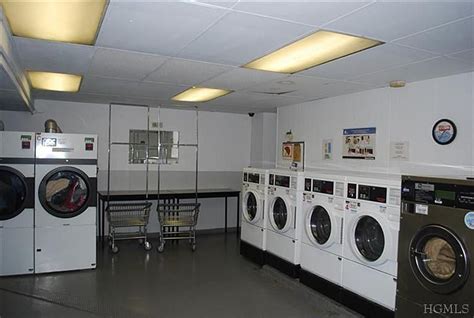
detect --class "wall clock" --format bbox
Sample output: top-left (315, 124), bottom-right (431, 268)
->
top-left (432, 119), bottom-right (457, 145)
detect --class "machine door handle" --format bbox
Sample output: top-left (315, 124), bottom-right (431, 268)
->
top-left (294, 207), bottom-right (297, 229)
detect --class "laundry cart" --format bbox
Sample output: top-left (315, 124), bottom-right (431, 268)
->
top-left (157, 202), bottom-right (200, 252)
top-left (106, 202), bottom-right (153, 254)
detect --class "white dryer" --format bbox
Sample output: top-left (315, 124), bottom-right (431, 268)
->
top-left (240, 167), bottom-right (270, 265)
top-left (300, 169), bottom-right (346, 298)
top-left (266, 169), bottom-right (303, 277)
top-left (341, 172), bottom-right (401, 317)
top-left (0, 131), bottom-right (35, 276)
top-left (35, 133), bottom-right (97, 273)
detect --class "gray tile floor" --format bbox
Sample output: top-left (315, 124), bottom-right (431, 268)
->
top-left (0, 233), bottom-right (360, 318)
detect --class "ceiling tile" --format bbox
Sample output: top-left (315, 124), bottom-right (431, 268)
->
top-left (96, 1), bottom-right (228, 56)
top-left (178, 11), bottom-right (313, 65)
top-left (301, 43), bottom-right (436, 80)
top-left (234, 1), bottom-right (370, 27)
top-left (194, 1), bottom-right (239, 9)
top-left (88, 48), bottom-right (167, 80)
top-left (448, 49), bottom-right (474, 64)
top-left (325, 1), bottom-right (473, 41)
top-left (248, 75), bottom-right (373, 100)
top-left (204, 91), bottom-right (270, 107)
top-left (81, 76), bottom-right (186, 99)
top-left (14, 37), bottom-right (95, 74)
top-left (353, 57), bottom-right (474, 86)
top-left (145, 58), bottom-right (234, 85)
top-left (200, 68), bottom-right (287, 90)
top-left (394, 17), bottom-right (473, 55)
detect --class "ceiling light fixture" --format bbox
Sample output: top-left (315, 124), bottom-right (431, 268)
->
top-left (27, 71), bottom-right (82, 92)
top-left (172, 87), bottom-right (232, 102)
top-left (243, 30), bottom-right (383, 74)
top-left (1, 0), bottom-right (108, 45)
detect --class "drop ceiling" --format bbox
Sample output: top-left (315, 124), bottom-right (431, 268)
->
top-left (9, 0), bottom-right (474, 113)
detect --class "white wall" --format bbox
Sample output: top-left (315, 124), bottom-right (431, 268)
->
top-left (277, 72), bottom-right (474, 177)
top-left (0, 100), bottom-right (252, 231)
top-left (250, 112), bottom-right (276, 167)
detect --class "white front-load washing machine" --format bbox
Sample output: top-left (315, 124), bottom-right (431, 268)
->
top-left (34, 133), bottom-right (98, 273)
top-left (0, 131), bottom-right (35, 276)
top-left (240, 167), bottom-right (270, 265)
top-left (266, 169), bottom-right (303, 277)
top-left (341, 172), bottom-right (401, 318)
top-left (299, 169), bottom-right (346, 299)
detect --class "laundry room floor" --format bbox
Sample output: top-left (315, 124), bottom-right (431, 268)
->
top-left (0, 233), bottom-right (360, 318)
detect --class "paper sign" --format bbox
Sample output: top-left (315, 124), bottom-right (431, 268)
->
top-left (390, 141), bottom-right (409, 160)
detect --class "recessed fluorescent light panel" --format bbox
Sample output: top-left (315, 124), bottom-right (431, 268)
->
top-left (27, 71), bottom-right (82, 92)
top-left (172, 87), bottom-right (232, 102)
top-left (1, 0), bottom-right (108, 45)
top-left (243, 30), bottom-right (383, 74)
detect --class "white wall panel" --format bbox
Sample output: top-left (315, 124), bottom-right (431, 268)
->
top-left (277, 72), bottom-right (474, 177)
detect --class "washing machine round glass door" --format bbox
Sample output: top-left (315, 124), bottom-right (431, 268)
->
top-left (410, 225), bottom-right (469, 294)
top-left (272, 197), bottom-right (288, 231)
top-left (243, 191), bottom-right (259, 223)
top-left (39, 167), bottom-right (90, 218)
top-left (0, 167), bottom-right (28, 221)
top-left (308, 205), bottom-right (331, 245)
top-left (354, 215), bottom-right (385, 262)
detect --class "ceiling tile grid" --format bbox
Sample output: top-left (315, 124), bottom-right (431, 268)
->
top-left (15, 37), bottom-right (95, 74)
top-left (8, 1), bottom-right (474, 113)
top-left (87, 48), bottom-right (168, 81)
top-left (96, 1), bottom-right (230, 56)
top-left (177, 11), bottom-right (315, 65)
top-left (144, 58), bottom-right (235, 85)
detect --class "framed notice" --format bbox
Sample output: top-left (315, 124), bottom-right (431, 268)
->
top-left (282, 143), bottom-right (293, 160)
top-left (343, 127), bottom-right (376, 160)
top-left (323, 139), bottom-right (332, 160)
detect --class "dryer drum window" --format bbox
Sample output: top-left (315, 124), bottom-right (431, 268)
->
top-left (0, 167), bottom-right (27, 220)
top-left (410, 225), bottom-right (469, 294)
top-left (39, 167), bottom-right (90, 218)
top-left (354, 216), bottom-right (385, 262)
top-left (245, 192), bottom-right (258, 221)
top-left (273, 197), bottom-right (287, 230)
top-left (310, 206), bottom-right (331, 245)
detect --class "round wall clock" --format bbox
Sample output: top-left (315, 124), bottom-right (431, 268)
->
top-left (432, 119), bottom-right (457, 145)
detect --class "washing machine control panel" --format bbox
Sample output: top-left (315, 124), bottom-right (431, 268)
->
top-left (274, 175), bottom-right (290, 188)
top-left (402, 178), bottom-right (474, 209)
top-left (247, 173), bottom-right (260, 184)
top-left (358, 184), bottom-right (387, 203)
top-left (313, 179), bottom-right (334, 195)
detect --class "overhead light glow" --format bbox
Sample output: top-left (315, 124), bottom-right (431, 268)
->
top-left (1, 0), bottom-right (108, 45)
top-left (27, 71), bottom-right (82, 92)
top-left (172, 87), bottom-right (232, 102)
top-left (243, 30), bottom-right (383, 74)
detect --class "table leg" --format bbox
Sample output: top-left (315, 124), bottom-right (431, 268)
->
top-left (225, 197), bottom-right (228, 233)
top-left (101, 199), bottom-right (105, 246)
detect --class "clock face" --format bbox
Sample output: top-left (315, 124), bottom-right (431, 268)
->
top-left (432, 119), bottom-right (457, 145)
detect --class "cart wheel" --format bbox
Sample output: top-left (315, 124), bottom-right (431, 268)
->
top-left (112, 244), bottom-right (119, 254)
top-left (157, 243), bottom-right (165, 253)
top-left (138, 238), bottom-right (144, 245)
top-left (191, 244), bottom-right (196, 252)
top-left (144, 241), bottom-right (152, 251)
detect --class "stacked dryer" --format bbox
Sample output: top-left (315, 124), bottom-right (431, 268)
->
top-left (341, 172), bottom-right (401, 318)
top-left (299, 169), bottom-right (346, 299)
top-left (0, 131), bottom-right (35, 276)
top-left (34, 133), bottom-right (98, 273)
top-left (266, 169), bottom-right (304, 277)
top-left (240, 167), bottom-right (271, 265)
